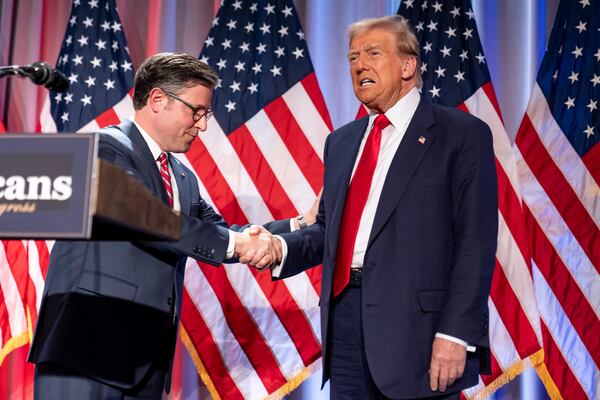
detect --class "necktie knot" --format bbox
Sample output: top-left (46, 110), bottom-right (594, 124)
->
top-left (373, 113), bottom-right (391, 132)
top-left (158, 152), bottom-right (168, 166)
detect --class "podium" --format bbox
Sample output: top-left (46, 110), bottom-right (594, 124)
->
top-left (0, 134), bottom-right (180, 240)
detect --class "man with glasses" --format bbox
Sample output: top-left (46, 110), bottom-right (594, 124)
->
top-left (29, 53), bottom-right (291, 399)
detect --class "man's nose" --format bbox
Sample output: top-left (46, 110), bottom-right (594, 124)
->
top-left (194, 116), bottom-right (208, 132)
top-left (354, 55), bottom-right (369, 71)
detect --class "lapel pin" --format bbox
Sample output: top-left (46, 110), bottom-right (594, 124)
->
top-left (418, 135), bottom-right (426, 144)
top-left (180, 171), bottom-right (186, 178)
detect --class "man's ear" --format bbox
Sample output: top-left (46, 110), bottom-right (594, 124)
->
top-left (401, 56), bottom-right (417, 80)
top-left (147, 87), bottom-right (166, 113)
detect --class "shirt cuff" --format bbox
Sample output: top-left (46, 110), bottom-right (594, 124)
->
top-left (290, 218), bottom-right (297, 232)
top-left (435, 333), bottom-right (476, 352)
top-left (226, 230), bottom-right (236, 259)
top-left (270, 235), bottom-right (288, 277)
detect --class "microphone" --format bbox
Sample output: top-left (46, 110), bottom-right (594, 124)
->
top-left (20, 62), bottom-right (69, 92)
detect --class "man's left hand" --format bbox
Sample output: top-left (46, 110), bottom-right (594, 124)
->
top-left (429, 337), bottom-right (466, 392)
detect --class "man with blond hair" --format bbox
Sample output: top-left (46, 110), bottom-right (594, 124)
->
top-left (270, 16), bottom-right (497, 399)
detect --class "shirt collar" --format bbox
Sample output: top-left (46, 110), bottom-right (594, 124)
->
top-left (131, 118), bottom-right (164, 161)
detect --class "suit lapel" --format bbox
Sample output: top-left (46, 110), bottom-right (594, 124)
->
top-left (326, 117), bottom-right (370, 257)
top-left (170, 156), bottom-right (191, 215)
top-left (121, 119), bottom-right (171, 206)
top-left (367, 99), bottom-right (436, 248)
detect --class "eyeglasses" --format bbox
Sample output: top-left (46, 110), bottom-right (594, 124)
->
top-left (162, 89), bottom-right (213, 122)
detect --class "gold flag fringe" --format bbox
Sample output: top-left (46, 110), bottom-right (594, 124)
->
top-left (181, 324), bottom-right (558, 400)
top-left (264, 358), bottom-right (322, 400)
top-left (180, 324), bottom-right (322, 400)
top-left (468, 349), bottom-right (544, 400)
top-left (0, 332), bottom-right (30, 366)
top-left (180, 325), bottom-right (222, 400)
top-left (0, 306), bottom-right (35, 366)
top-left (534, 360), bottom-right (563, 400)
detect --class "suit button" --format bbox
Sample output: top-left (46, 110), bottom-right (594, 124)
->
top-left (167, 297), bottom-right (173, 305)
top-left (193, 246), bottom-right (200, 253)
top-left (363, 261), bottom-right (376, 268)
top-left (209, 249), bottom-right (215, 255)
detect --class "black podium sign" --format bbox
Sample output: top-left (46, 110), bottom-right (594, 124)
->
top-left (0, 134), bottom-right (97, 238)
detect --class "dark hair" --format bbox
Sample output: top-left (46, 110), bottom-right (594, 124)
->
top-left (132, 52), bottom-right (219, 110)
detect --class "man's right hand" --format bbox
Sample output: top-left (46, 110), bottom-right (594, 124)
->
top-left (234, 227), bottom-right (281, 270)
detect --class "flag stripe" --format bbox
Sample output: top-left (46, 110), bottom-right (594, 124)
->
top-left (94, 107), bottom-right (121, 129)
top-left (533, 263), bottom-right (599, 398)
top-left (540, 322), bottom-right (588, 400)
top-left (187, 261), bottom-right (270, 399)
top-left (199, 263), bottom-right (288, 393)
top-left (0, 288), bottom-right (10, 346)
top-left (525, 207), bottom-right (600, 365)
top-left (481, 82), bottom-right (504, 122)
top-left (516, 116), bottom-right (600, 272)
top-left (182, 264), bottom-right (253, 399)
top-left (185, 139), bottom-right (249, 224)
top-left (263, 98), bottom-right (323, 195)
top-left (487, 298), bottom-right (521, 371)
top-left (227, 265), bottom-right (322, 367)
top-left (526, 84), bottom-right (600, 221)
top-left (222, 264), bottom-right (306, 378)
top-left (495, 160), bottom-right (530, 268)
top-left (245, 110), bottom-right (317, 213)
top-left (489, 259), bottom-right (539, 359)
top-left (0, 244), bottom-right (27, 337)
top-left (464, 88), bottom-right (519, 183)
top-left (495, 211), bottom-right (541, 341)
top-left (515, 147), bottom-right (600, 314)
top-left (282, 80), bottom-right (330, 163)
top-left (299, 73), bottom-right (333, 132)
top-left (581, 143), bottom-right (600, 185)
top-left (228, 125), bottom-right (297, 220)
top-left (187, 136), bottom-right (322, 371)
top-left (199, 122), bottom-right (275, 224)
top-left (112, 94), bottom-right (135, 121)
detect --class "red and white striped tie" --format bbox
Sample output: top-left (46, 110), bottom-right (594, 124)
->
top-left (158, 152), bottom-right (174, 208)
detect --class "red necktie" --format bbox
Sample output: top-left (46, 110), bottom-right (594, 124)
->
top-left (158, 152), bottom-right (174, 208)
top-left (333, 114), bottom-right (391, 297)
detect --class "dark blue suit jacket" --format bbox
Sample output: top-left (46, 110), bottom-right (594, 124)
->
top-left (278, 99), bottom-right (498, 398)
top-left (28, 120), bottom-right (289, 390)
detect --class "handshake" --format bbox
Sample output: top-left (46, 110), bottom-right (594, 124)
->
top-left (233, 225), bottom-right (283, 271)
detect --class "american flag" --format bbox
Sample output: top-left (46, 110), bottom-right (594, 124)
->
top-left (397, 1), bottom-right (545, 398)
top-left (1, 1), bottom-right (135, 399)
top-left (177, 0), bottom-right (330, 398)
top-left (40, 0), bottom-right (135, 132)
top-left (515, 0), bottom-right (599, 398)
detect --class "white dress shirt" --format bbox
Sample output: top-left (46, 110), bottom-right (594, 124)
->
top-left (132, 119), bottom-right (236, 257)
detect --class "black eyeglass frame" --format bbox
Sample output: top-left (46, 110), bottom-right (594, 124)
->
top-left (162, 89), bottom-right (213, 122)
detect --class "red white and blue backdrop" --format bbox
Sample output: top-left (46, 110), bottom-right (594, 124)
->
top-left (2, 1), bottom-right (598, 400)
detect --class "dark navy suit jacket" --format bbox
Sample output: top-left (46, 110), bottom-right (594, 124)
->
top-left (277, 99), bottom-right (498, 398)
top-left (28, 120), bottom-right (289, 390)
